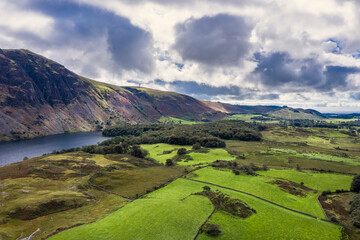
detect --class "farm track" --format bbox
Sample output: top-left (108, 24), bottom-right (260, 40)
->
top-left (182, 177), bottom-right (340, 226)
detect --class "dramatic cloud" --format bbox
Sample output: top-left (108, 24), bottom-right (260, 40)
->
top-left (173, 14), bottom-right (253, 67)
top-left (253, 52), bottom-right (360, 92)
top-left (151, 80), bottom-right (279, 101)
top-left (350, 92), bottom-right (360, 100)
top-left (1, 0), bottom-right (154, 76)
top-left (1, 0), bottom-right (360, 112)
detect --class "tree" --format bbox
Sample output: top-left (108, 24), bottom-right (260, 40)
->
top-left (204, 224), bottom-right (221, 236)
top-left (177, 148), bottom-right (187, 155)
top-left (203, 186), bottom-right (211, 191)
top-left (166, 159), bottom-right (173, 166)
top-left (192, 143), bottom-right (201, 150)
top-left (129, 145), bottom-right (148, 158)
top-left (351, 175), bottom-right (360, 192)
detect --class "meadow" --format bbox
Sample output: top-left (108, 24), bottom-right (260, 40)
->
top-left (149, 178), bottom-right (342, 239)
top-left (49, 195), bottom-right (213, 240)
top-left (141, 143), bottom-right (236, 166)
top-left (1, 120), bottom-right (359, 239)
top-left (189, 167), bottom-right (326, 218)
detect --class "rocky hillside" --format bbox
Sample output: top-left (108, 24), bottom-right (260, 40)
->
top-left (0, 49), bottom-right (321, 141)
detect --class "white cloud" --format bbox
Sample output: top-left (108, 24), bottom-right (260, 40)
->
top-left (1, 0), bottom-right (360, 112)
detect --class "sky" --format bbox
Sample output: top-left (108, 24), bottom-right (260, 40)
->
top-left (1, 0), bottom-right (360, 113)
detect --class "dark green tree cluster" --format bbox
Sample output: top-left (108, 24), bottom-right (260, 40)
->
top-left (54, 143), bottom-right (148, 158)
top-left (100, 120), bottom-right (263, 148)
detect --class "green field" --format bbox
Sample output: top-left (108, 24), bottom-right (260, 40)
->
top-left (150, 179), bottom-right (342, 240)
top-left (49, 195), bottom-right (213, 240)
top-left (158, 116), bottom-right (199, 125)
top-left (141, 144), bottom-right (192, 164)
top-left (189, 167), bottom-right (325, 218)
top-left (141, 143), bottom-right (235, 166)
top-left (258, 169), bottom-right (353, 192)
top-left (267, 148), bottom-right (360, 166)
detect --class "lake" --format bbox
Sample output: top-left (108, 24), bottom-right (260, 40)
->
top-left (0, 131), bottom-right (110, 166)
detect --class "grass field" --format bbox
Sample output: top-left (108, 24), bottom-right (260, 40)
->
top-left (91, 167), bottom-right (184, 198)
top-left (149, 178), bottom-right (342, 240)
top-left (49, 195), bottom-right (213, 240)
top-left (141, 144), bottom-right (192, 164)
top-left (189, 167), bottom-right (325, 218)
top-left (141, 143), bottom-right (235, 166)
top-left (267, 148), bottom-right (360, 166)
top-left (198, 189), bottom-right (342, 240)
top-left (158, 116), bottom-right (199, 125)
top-left (258, 169), bottom-right (353, 192)
top-left (0, 176), bottom-right (129, 240)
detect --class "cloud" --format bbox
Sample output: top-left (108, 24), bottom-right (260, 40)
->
top-left (151, 79), bottom-right (279, 101)
top-left (4, 0), bottom-right (154, 75)
top-left (252, 51), bottom-right (360, 92)
top-left (350, 92), bottom-right (360, 100)
top-left (173, 14), bottom-right (253, 67)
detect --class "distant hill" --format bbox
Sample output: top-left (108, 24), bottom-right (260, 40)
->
top-left (0, 49), bottom-right (321, 141)
top-left (267, 107), bottom-right (324, 120)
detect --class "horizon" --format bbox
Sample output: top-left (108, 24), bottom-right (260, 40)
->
top-left (1, 0), bottom-right (360, 112)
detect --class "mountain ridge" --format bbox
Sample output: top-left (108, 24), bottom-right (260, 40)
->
top-left (0, 48), bottom-right (323, 141)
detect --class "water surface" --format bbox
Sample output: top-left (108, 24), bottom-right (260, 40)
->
top-left (0, 132), bottom-right (109, 166)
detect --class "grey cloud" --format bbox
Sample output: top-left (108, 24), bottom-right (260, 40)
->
top-left (350, 92), bottom-right (360, 100)
top-left (8, 0), bottom-right (154, 74)
top-left (253, 52), bottom-right (360, 92)
top-left (173, 14), bottom-right (253, 66)
top-left (151, 79), bottom-right (278, 101)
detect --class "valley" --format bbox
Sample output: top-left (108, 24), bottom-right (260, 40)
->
top-left (0, 121), bottom-right (359, 239)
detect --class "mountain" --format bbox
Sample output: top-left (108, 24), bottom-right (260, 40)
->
top-left (0, 49), bottom-right (320, 141)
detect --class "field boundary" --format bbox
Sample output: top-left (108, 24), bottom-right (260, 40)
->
top-left (192, 207), bottom-right (216, 240)
top-left (182, 177), bottom-right (341, 226)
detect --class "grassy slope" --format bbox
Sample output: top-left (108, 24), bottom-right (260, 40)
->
top-left (141, 143), bottom-right (235, 166)
top-left (148, 178), bottom-right (342, 240)
top-left (49, 195), bottom-right (213, 240)
top-left (198, 189), bottom-right (341, 240)
top-left (189, 167), bottom-right (325, 218)
top-left (258, 169), bottom-right (353, 192)
top-left (267, 148), bottom-right (360, 166)
top-left (158, 116), bottom-right (199, 125)
top-left (141, 144), bottom-right (192, 164)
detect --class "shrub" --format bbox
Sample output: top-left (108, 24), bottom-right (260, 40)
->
top-left (204, 224), bottom-right (221, 236)
top-left (350, 196), bottom-right (360, 213)
top-left (351, 209), bottom-right (360, 228)
top-left (165, 159), bottom-right (173, 166)
top-left (262, 164), bottom-right (269, 171)
top-left (23, 156), bottom-right (29, 161)
top-left (233, 169), bottom-right (240, 175)
top-left (203, 186), bottom-right (211, 191)
top-left (192, 143), bottom-right (201, 150)
top-left (351, 175), bottom-right (360, 192)
top-left (129, 145), bottom-right (148, 158)
top-left (177, 148), bottom-right (187, 155)
top-left (321, 190), bottom-right (332, 196)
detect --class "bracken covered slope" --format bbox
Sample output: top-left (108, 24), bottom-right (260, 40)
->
top-left (0, 49), bottom-right (231, 141)
top-left (0, 49), bottom-right (322, 141)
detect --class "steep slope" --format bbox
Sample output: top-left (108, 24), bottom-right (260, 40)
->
top-left (0, 48), bottom-right (324, 141)
top-left (0, 49), bottom-right (227, 141)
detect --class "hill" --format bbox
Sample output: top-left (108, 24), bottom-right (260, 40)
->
top-left (267, 107), bottom-right (324, 120)
top-left (0, 49), bottom-right (321, 141)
